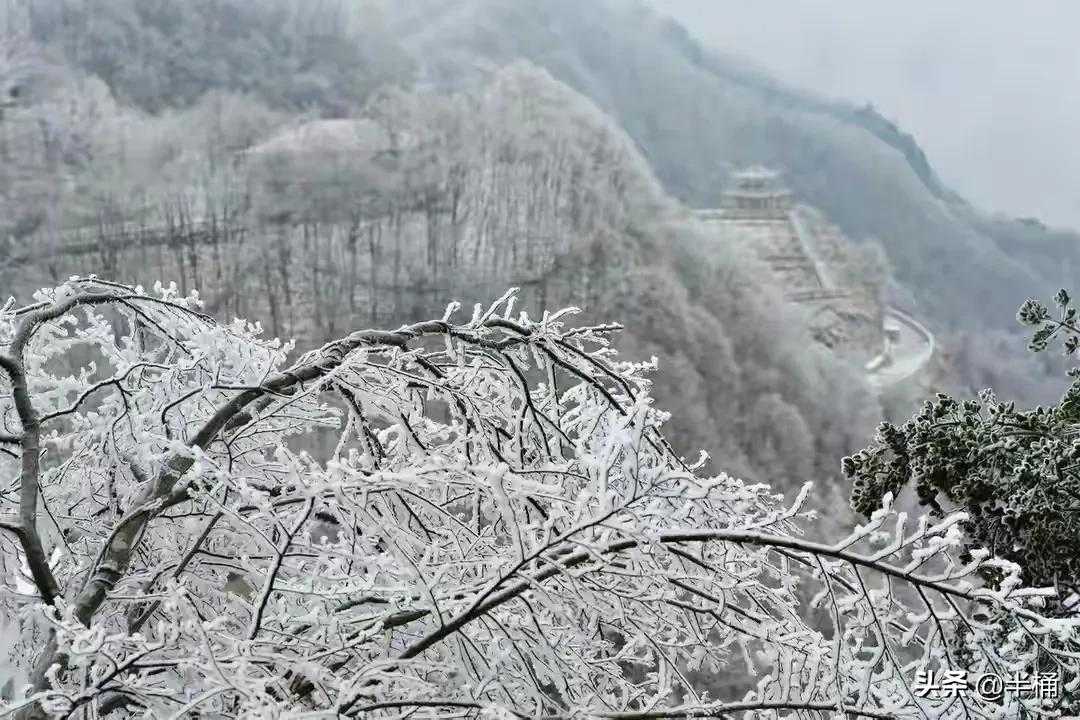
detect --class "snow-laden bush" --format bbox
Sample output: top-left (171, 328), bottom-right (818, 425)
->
top-left (0, 279), bottom-right (1076, 718)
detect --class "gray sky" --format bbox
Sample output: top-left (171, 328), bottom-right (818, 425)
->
top-left (652, 0), bottom-right (1080, 230)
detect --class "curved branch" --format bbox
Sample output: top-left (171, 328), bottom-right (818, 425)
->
top-left (65, 315), bottom-right (538, 632)
top-left (398, 528), bottom-right (995, 661)
top-left (0, 351), bottom-right (59, 605)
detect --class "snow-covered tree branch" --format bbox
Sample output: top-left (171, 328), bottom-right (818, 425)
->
top-left (0, 279), bottom-right (1076, 718)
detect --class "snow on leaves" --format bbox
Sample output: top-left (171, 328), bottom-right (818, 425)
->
top-left (0, 279), bottom-right (1076, 718)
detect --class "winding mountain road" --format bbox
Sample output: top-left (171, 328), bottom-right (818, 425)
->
top-left (865, 307), bottom-right (935, 390)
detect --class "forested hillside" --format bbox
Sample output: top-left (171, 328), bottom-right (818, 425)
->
top-left (5, 0), bottom-right (1073, 489)
top-left (0, 2), bottom-right (879, 509)
top-left (383, 0), bottom-right (1071, 324)
top-left (7, 2), bottom-right (1080, 715)
top-left (21, 0), bottom-right (413, 114)
top-left (7, 0), bottom-right (1076, 494)
top-left (378, 0), bottom-right (1080, 403)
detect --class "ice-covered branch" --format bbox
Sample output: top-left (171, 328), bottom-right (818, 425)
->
top-left (0, 280), bottom-right (1074, 719)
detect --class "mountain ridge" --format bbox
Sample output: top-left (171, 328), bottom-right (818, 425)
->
top-left (378, 0), bottom-right (1072, 346)
top-left (653, 14), bottom-right (962, 205)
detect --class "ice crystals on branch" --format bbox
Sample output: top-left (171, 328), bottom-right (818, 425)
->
top-left (0, 279), bottom-right (1075, 718)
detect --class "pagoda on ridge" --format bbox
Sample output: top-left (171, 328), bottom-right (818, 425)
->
top-left (720, 165), bottom-right (794, 217)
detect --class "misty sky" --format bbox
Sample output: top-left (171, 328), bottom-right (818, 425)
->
top-left (652, 0), bottom-right (1080, 230)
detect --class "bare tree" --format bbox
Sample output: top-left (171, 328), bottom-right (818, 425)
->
top-left (0, 279), bottom-right (1076, 718)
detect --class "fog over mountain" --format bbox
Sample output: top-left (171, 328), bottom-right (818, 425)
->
top-left (652, 0), bottom-right (1080, 230)
top-left (8, 2), bottom-right (1080, 716)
